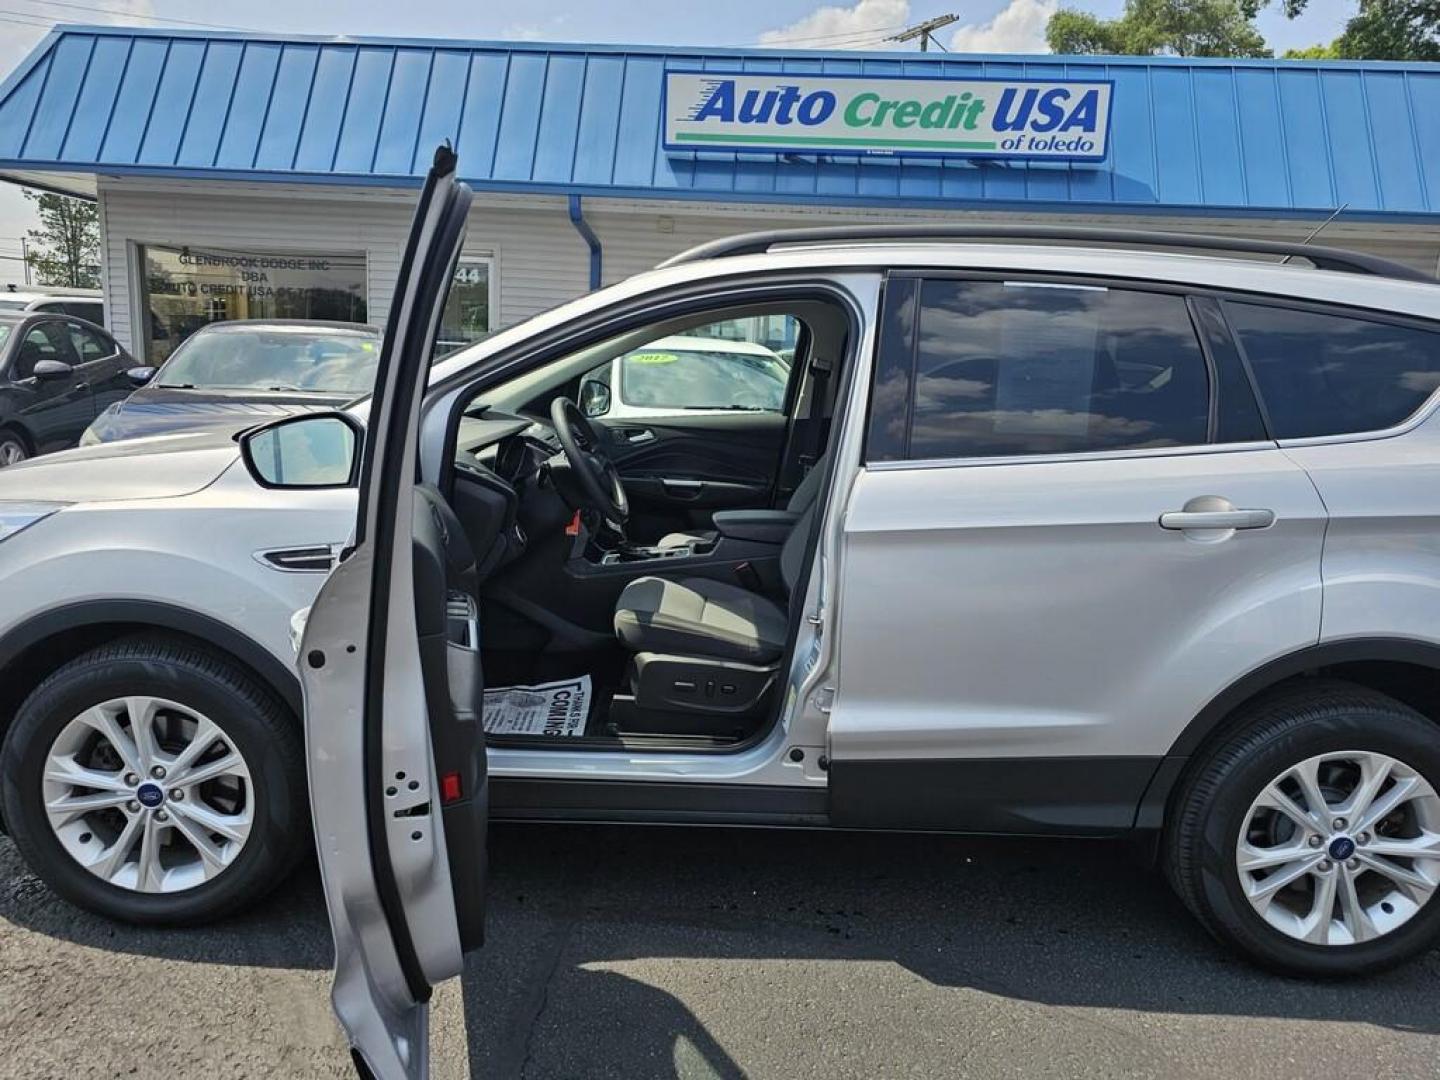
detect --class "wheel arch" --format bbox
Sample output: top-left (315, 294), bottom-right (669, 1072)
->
top-left (0, 601), bottom-right (302, 767)
top-left (1136, 636), bottom-right (1440, 836)
top-left (0, 420), bottom-right (35, 455)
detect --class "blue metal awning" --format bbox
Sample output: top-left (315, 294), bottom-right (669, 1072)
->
top-left (1, 25), bottom-right (1437, 218)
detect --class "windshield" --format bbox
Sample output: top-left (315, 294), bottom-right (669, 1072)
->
top-left (0, 324), bottom-right (10, 349)
top-left (157, 328), bottom-right (381, 394)
top-left (619, 347), bottom-right (788, 410)
top-left (0, 299), bottom-right (27, 314)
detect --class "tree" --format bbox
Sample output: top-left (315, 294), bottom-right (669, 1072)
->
top-left (1284, 0), bottom-right (1438, 59)
top-left (1046, 0), bottom-right (1273, 57)
top-left (23, 189), bottom-right (100, 289)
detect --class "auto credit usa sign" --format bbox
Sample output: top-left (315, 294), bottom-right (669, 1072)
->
top-left (663, 72), bottom-right (1114, 163)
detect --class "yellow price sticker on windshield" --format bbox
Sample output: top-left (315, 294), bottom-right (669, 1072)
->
top-left (629, 351), bottom-right (678, 365)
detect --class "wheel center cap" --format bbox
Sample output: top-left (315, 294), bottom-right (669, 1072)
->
top-left (136, 782), bottom-right (165, 809)
top-left (1328, 835), bottom-right (1356, 861)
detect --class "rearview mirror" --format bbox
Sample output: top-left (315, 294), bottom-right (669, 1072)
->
top-left (126, 365), bottom-right (157, 386)
top-left (239, 413), bottom-right (360, 489)
top-left (579, 377), bottom-right (611, 418)
top-left (31, 358), bottom-right (72, 381)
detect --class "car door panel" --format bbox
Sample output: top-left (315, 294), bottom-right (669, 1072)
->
top-left (827, 274), bottom-right (1327, 834)
top-left (8, 320), bottom-right (93, 452)
top-left (594, 411), bottom-right (788, 532)
top-left (299, 145), bottom-right (478, 1080)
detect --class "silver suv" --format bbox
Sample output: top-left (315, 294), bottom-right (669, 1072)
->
top-left (2, 155), bottom-right (1439, 1065)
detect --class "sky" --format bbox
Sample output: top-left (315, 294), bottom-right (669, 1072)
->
top-left (0, 0), bottom-right (1355, 281)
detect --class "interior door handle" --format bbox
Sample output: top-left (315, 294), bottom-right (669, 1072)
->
top-left (1159, 496), bottom-right (1275, 532)
top-left (622, 428), bottom-right (655, 445)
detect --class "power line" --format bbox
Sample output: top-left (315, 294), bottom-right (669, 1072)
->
top-left (757, 22), bottom-right (909, 47)
top-left (0, 9), bottom-right (60, 27)
top-left (14, 0), bottom-right (263, 33)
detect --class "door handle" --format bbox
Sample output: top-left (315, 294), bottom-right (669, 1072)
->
top-left (1159, 496), bottom-right (1275, 532)
top-left (660, 477), bottom-right (703, 499)
top-left (621, 428), bottom-right (655, 445)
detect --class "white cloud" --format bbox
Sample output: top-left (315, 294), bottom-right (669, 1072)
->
top-left (948, 0), bottom-right (1057, 54)
top-left (758, 0), bottom-right (911, 50)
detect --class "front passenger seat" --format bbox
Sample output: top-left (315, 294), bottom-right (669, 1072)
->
top-left (614, 501), bottom-right (816, 665)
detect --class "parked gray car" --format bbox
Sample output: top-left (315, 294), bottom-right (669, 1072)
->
top-left (3, 149), bottom-right (1440, 1076)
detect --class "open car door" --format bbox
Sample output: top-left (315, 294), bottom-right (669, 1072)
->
top-left (298, 146), bottom-right (484, 1079)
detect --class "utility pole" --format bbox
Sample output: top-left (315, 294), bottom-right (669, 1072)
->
top-left (887, 13), bottom-right (959, 52)
top-left (20, 236), bottom-right (30, 285)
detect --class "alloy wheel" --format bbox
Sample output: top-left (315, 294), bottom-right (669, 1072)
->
top-left (0, 439), bottom-right (27, 467)
top-left (1236, 750), bottom-right (1440, 946)
top-left (42, 696), bottom-right (253, 893)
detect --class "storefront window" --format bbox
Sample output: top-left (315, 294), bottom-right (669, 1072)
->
top-left (139, 244), bottom-right (368, 363)
top-left (436, 258), bottom-right (493, 355)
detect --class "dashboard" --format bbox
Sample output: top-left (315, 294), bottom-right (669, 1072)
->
top-left (450, 407), bottom-right (567, 580)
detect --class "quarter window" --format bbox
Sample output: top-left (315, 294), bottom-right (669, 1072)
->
top-left (67, 321), bottom-right (111, 361)
top-left (907, 280), bottom-right (1210, 460)
top-left (1225, 302), bottom-right (1440, 439)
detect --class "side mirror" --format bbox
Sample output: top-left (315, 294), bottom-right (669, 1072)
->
top-left (126, 365), bottom-right (158, 387)
top-left (239, 412), bottom-right (360, 489)
top-left (579, 377), bottom-right (611, 418)
top-left (31, 358), bottom-right (72, 381)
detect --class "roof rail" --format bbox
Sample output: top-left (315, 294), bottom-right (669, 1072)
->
top-left (655, 224), bottom-right (1434, 282)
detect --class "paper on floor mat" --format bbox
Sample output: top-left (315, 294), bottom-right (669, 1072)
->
top-left (482, 676), bottom-right (592, 737)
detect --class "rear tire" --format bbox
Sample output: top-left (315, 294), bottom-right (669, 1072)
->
top-left (0, 429), bottom-right (29, 467)
top-left (0, 637), bottom-right (308, 924)
top-left (1166, 679), bottom-right (1440, 977)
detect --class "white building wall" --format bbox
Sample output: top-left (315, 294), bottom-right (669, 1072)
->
top-left (96, 179), bottom-right (589, 354)
top-left (96, 175), bottom-right (1440, 355)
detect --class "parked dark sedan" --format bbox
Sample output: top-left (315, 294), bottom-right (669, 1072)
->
top-left (81, 320), bottom-right (382, 445)
top-left (0, 311), bottom-right (138, 466)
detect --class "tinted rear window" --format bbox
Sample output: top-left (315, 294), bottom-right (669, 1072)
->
top-left (1226, 302), bottom-right (1440, 439)
top-left (908, 280), bottom-right (1210, 459)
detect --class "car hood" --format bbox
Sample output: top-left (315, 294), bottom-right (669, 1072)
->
top-left (88, 385), bottom-right (350, 443)
top-left (0, 428), bottom-right (244, 502)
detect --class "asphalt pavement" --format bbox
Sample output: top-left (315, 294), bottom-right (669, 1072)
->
top-left (2, 823), bottom-right (1438, 1079)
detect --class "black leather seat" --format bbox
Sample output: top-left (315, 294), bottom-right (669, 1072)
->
top-left (614, 502), bottom-right (814, 665)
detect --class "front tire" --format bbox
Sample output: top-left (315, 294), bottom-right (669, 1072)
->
top-left (1166, 680), bottom-right (1440, 976)
top-left (0, 637), bottom-right (308, 924)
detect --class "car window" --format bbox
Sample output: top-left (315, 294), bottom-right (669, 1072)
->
top-left (618, 344), bottom-right (789, 411)
top-left (0, 298), bottom-right (28, 314)
top-left (906, 280), bottom-right (1211, 460)
top-left (156, 329), bottom-right (381, 394)
top-left (13, 322), bottom-right (77, 379)
top-left (67, 321), bottom-right (112, 361)
top-left (63, 301), bottom-right (105, 323)
top-left (31, 301), bottom-right (66, 314)
top-left (1225, 302), bottom-right (1440, 440)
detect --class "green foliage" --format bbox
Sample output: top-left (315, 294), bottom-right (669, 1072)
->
top-left (22, 190), bottom-right (100, 289)
top-left (1046, 0), bottom-right (1272, 57)
top-left (1282, 0), bottom-right (1438, 59)
top-left (1047, 0), bottom-right (1438, 60)
top-left (1335, 0), bottom-right (1440, 59)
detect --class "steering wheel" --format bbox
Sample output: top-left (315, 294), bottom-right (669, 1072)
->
top-left (549, 397), bottom-right (630, 526)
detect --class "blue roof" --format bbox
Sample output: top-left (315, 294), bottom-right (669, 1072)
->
top-left (1, 25), bottom-right (1438, 218)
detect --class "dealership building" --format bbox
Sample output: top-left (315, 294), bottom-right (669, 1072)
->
top-left (0, 24), bottom-right (1436, 361)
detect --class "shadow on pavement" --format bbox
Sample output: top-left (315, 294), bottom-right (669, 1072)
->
top-left (4, 821), bottom-right (1438, 1078)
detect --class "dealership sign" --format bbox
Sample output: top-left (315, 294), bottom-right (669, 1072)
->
top-left (663, 72), bottom-right (1114, 163)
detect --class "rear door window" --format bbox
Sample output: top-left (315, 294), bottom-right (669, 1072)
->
top-left (906, 279), bottom-right (1211, 460)
top-left (1224, 302), bottom-right (1440, 439)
